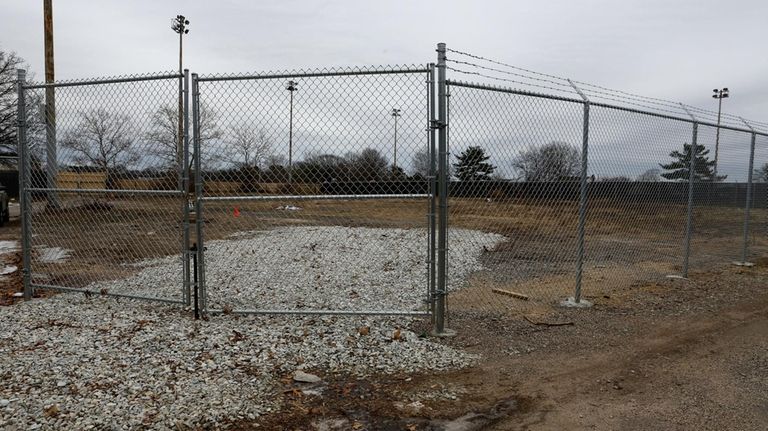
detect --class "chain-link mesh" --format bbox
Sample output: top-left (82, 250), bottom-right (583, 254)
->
top-left (690, 125), bottom-right (755, 268)
top-left (751, 134), bottom-right (768, 260)
top-left (445, 84), bottom-right (584, 312)
top-left (440, 47), bottom-right (768, 319)
top-left (21, 73), bottom-right (189, 303)
top-left (194, 66), bottom-right (434, 314)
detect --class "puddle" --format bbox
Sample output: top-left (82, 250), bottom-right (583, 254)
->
top-left (311, 398), bottom-right (519, 431)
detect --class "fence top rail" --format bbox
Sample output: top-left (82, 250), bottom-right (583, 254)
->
top-left (197, 64), bottom-right (430, 82)
top-left (446, 79), bottom-right (768, 137)
top-left (22, 71), bottom-right (183, 89)
top-left (27, 187), bottom-right (185, 196)
top-left (202, 193), bottom-right (431, 202)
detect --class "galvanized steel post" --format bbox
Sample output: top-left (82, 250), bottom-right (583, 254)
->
top-left (182, 69), bottom-right (192, 305)
top-left (428, 64), bottom-right (438, 319)
top-left (682, 123), bottom-right (698, 277)
top-left (433, 43), bottom-right (452, 336)
top-left (17, 70), bottom-right (33, 300)
top-left (191, 73), bottom-right (207, 314)
top-left (739, 130), bottom-right (757, 265)
top-left (569, 80), bottom-right (590, 304)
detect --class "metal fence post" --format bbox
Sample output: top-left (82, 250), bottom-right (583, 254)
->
top-left (737, 128), bottom-right (756, 266)
top-left (682, 122), bottom-right (698, 277)
top-left (567, 80), bottom-right (592, 307)
top-left (182, 69), bottom-right (192, 305)
top-left (16, 69), bottom-right (33, 300)
top-left (433, 43), bottom-right (453, 336)
top-left (428, 63), bottom-right (437, 319)
top-left (191, 73), bottom-right (207, 314)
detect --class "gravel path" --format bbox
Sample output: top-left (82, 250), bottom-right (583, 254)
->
top-left (0, 226), bottom-right (505, 430)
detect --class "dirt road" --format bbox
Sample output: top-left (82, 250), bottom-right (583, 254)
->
top-left (248, 262), bottom-right (767, 430)
top-left (436, 262), bottom-right (768, 431)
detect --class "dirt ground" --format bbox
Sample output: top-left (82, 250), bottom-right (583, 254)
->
top-left (16, 195), bottom-right (768, 298)
top-left (232, 261), bottom-right (768, 431)
top-left (2, 196), bottom-right (767, 429)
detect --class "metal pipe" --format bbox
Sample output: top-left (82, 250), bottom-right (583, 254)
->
top-left (740, 132), bottom-right (757, 264)
top-left (206, 308), bottom-right (430, 317)
top-left (191, 73), bottom-right (208, 314)
top-left (445, 80), bottom-right (768, 137)
top-left (197, 68), bottom-right (430, 82)
top-left (17, 69), bottom-right (32, 300)
top-left (26, 188), bottom-right (185, 196)
top-left (192, 243), bottom-right (199, 319)
top-left (568, 80), bottom-right (590, 303)
top-left (428, 64), bottom-right (437, 317)
top-left (682, 123), bottom-right (699, 277)
top-left (182, 69), bottom-right (192, 305)
top-left (32, 284), bottom-right (186, 305)
top-left (23, 73), bottom-right (183, 89)
top-left (201, 193), bottom-right (431, 202)
top-left (434, 43), bottom-right (449, 335)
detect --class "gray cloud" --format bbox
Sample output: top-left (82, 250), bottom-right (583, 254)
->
top-left (3, 0), bottom-right (766, 122)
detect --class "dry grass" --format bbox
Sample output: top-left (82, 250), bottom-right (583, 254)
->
top-left (23, 195), bottom-right (767, 305)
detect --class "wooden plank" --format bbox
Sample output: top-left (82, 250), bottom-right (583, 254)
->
top-left (491, 288), bottom-right (529, 301)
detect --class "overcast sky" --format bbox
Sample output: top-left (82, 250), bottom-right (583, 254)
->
top-left (2, 0), bottom-right (766, 122)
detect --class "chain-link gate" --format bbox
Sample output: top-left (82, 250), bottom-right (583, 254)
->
top-left (17, 72), bottom-right (192, 305)
top-left (191, 66), bottom-right (436, 316)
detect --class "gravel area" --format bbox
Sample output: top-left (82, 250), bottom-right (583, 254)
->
top-left (112, 226), bottom-right (505, 311)
top-left (0, 226), bottom-right (505, 430)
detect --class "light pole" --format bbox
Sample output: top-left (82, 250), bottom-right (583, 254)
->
top-left (286, 80), bottom-right (298, 186)
top-left (712, 87), bottom-right (729, 181)
top-left (172, 15), bottom-right (189, 169)
top-left (391, 108), bottom-right (401, 176)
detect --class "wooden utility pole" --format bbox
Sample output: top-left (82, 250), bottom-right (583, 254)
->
top-left (43, 0), bottom-right (58, 207)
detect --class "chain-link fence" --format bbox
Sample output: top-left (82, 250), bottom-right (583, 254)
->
top-left (14, 44), bottom-right (768, 332)
top-left (440, 45), bottom-right (768, 323)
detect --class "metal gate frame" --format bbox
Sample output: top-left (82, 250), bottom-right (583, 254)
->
top-left (16, 71), bottom-right (192, 306)
top-left (190, 67), bottom-right (439, 318)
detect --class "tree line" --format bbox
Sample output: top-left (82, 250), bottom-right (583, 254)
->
top-left (3, 48), bottom-right (761, 187)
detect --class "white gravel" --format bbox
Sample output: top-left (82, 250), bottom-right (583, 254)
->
top-left (0, 226), bottom-right (505, 430)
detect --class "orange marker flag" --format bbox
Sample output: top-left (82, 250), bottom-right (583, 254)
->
top-left (233, 207), bottom-right (240, 217)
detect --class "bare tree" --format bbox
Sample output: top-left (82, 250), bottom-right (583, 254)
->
top-left (61, 108), bottom-right (138, 186)
top-left (144, 103), bottom-right (222, 169)
top-left (226, 123), bottom-right (273, 168)
top-left (512, 141), bottom-right (581, 181)
top-left (411, 150), bottom-right (431, 178)
top-left (0, 49), bottom-right (44, 165)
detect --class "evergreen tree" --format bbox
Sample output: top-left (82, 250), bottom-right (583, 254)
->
top-left (754, 162), bottom-right (768, 182)
top-left (453, 146), bottom-right (496, 181)
top-left (660, 143), bottom-right (726, 182)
